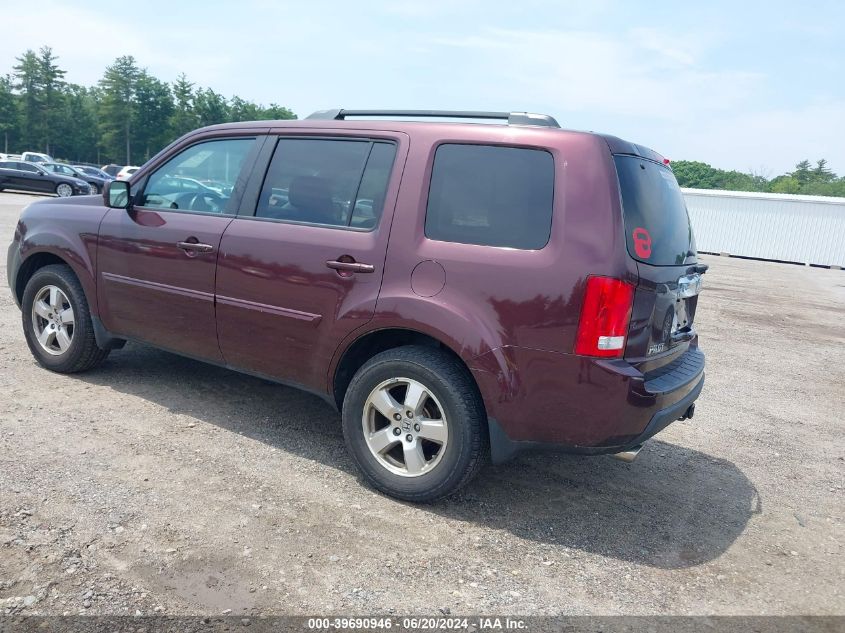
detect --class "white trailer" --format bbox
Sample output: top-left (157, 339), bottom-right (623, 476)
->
top-left (682, 188), bottom-right (845, 268)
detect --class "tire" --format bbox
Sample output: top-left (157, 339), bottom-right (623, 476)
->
top-left (89, 184), bottom-right (98, 194)
top-left (21, 264), bottom-right (110, 373)
top-left (342, 345), bottom-right (488, 502)
top-left (55, 183), bottom-right (73, 197)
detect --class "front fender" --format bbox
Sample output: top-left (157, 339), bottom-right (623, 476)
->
top-left (15, 198), bottom-right (107, 314)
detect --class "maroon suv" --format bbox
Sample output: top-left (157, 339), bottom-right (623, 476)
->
top-left (6, 109), bottom-right (705, 501)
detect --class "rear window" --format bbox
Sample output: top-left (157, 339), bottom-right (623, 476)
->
top-left (614, 155), bottom-right (696, 266)
top-left (425, 144), bottom-right (554, 250)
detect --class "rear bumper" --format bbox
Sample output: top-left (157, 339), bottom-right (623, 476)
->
top-left (471, 344), bottom-right (705, 463)
top-left (488, 374), bottom-right (703, 462)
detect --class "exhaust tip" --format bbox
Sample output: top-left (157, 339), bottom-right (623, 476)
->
top-left (611, 445), bottom-right (643, 463)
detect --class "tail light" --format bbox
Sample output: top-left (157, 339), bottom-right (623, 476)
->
top-left (574, 276), bottom-right (635, 358)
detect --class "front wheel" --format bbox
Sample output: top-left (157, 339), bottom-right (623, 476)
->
top-left (342, 346), bottom-right (488, 502)
top-left (55, 183), bottom-right (73, 197)
top-left (21, 264), bottom-right (110, 373)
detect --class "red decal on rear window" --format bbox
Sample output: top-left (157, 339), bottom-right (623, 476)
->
top-left (632, 227), bottom-right (652, 259)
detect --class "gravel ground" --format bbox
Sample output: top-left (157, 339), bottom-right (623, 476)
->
top-left (0, 191), bottom-right (842, 616)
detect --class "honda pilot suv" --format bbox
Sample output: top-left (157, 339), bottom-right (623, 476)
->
top-left (7, 109), bottom-right (705, 501)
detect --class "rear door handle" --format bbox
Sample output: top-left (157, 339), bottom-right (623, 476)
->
top-left (326, 260), bottom-right (375, 274)
top-left (176, 241), bottom-right (214, 253)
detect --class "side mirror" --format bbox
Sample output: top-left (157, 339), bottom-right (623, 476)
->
top-left (104, 179), bottom-right (130, 209)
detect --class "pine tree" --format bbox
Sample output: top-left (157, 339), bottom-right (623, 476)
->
top-left (169, 74), bottom-right (196, 137)
top-left (12, 50), bottom-right (41, 148)
top-left (37, 46), bottom-right (66, 154)
top-left (98, 56), bottom-right (140, 164)
top-left (0, 75), bottom-right (18, 153)
top-left (134, 71), bottom-right (174, 162)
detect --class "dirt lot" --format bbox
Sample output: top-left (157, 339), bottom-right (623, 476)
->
top-left (0, 190), bottom-right (842, 616)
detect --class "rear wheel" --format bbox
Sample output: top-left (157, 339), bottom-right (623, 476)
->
top-left (342, 346), bottom-right (488, 502)
top-left (55, 183), bottom-right (73, 197)
top-left (21, 264), bottom-right (109, 373)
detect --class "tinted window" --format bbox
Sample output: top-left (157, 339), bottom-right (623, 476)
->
top-left (614, 156), bottom-right (696, 266)
top-left (18, 163), bottom-right (39, 173)
top-left (425, 144), bottom-right (554, 249)
top-left (257, 139), bottom-right (395, 228)
top-left (350, 143), bottom-right (397, 229)
top-left (140, 138), bottom-right (254, 214)
top-left (46, 164), bottom-right (75, 176)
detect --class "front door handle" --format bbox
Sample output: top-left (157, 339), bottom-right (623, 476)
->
top-left (177, 240), bottom-right (214, 253)
top-left (326, 259), bottom-right (375, 274)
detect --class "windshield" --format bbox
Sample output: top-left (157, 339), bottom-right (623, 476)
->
top-left (614, 155), bottom-right (696, 266)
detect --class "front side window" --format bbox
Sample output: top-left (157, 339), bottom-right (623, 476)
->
top-left (18, 163), bottom-right (39, 173)
top-left (425, 144), bottom-right (555, 250)
top-left (140, 138), bottom-right (255, 214)
top-left (256, 138), bottom-right (397, 228)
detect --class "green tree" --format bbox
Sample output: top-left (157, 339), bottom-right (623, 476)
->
top-left (98, 56), bottom-right (140, 164)
top-left (769, 175), bottom-right (802, 194)
top-left (134, 71), bottom-right (174, 162)
top-left (194, 87), bottom-right (229, 127)
top-left (258, 103), bottom-right (296, 120)
top-left (811, 159), bottom-right (835, 183)
top-left (790, 160), bottom-right (812, 185)
top-left (54, 84), bottom-right (98, 162)
top-left (169, 74), bottom-right (196, 137)
top-left (671, 160), bottom-right (722, 189)
top-left (12, 49), bottom-right (41, 148)
top-left (227, 95), bottom-right (261, 122)
top-left (0, 75), bottom-right (18, 153)
top-left (2, 47), bottom-right (299, 164)
top-left (37, 46), bottom-right (66, 154)
top-left (721, 170), bottom-right (764, 192)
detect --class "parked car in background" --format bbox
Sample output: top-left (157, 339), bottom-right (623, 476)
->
top-left (101, 164), bottom-right (124, 177)
top-left (5, 109), bottom-right (706, 502)
top-left (21, 151), bottom-right (54, 164)
top-left (116, 165), bottom-right (139, 180)
top-left (0, 160), bottom-right (91, 196)
top-left (41, 162), bottom-right (109, 194)
top-left (74, 165), bottom-right (114, 181)
top-left (141, 175), bottom-right (225, 202)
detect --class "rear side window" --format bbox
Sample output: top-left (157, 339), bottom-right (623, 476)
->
top-left (614, 155), bottom-right (696, 266)
top-left (425, 144), bottom-right (554, 250)
top-left (257, 139), bottom-right (397, 229)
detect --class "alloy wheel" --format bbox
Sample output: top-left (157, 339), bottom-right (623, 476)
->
top-left (362, 377), bottom-right (449, 477)
top-left (30, 285), bottom-right (75, 356)
top-left (56, 183), bottom-right (73, 197)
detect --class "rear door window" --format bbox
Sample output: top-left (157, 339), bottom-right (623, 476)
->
top-left (425, 144), bottom-right (554, 250)
top-left (614, 155), bottom-right (696, 266)
top-left (256, 138), bottom-right (396, 229)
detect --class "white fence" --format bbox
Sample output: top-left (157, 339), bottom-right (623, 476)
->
top-left (682, 188), bottom-right (845, 268)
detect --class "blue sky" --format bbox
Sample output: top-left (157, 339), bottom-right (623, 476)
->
top-left (2, 0), bottom-right (843, 175)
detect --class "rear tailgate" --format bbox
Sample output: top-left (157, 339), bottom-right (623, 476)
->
top-left (612, 154), bottom-right (704, 366)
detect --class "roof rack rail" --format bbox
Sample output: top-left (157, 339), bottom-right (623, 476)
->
top-left (305, 109), bottom-right (560, 128)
